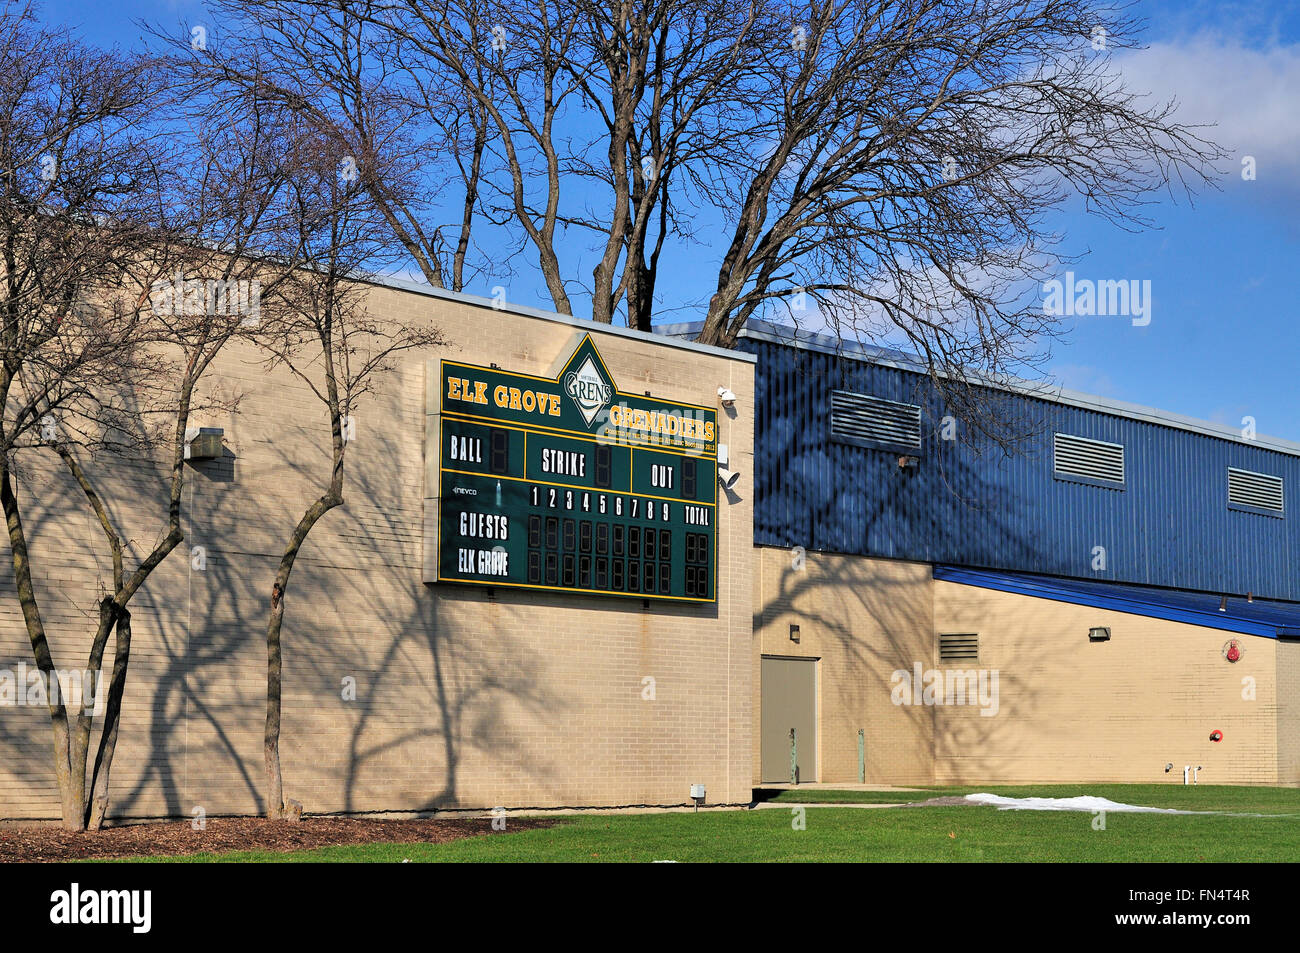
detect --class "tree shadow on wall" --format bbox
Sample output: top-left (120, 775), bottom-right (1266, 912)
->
top-left (752, 359), bottom-right (1064, 783)
top-left (111, 378), bottom-right (577, 819)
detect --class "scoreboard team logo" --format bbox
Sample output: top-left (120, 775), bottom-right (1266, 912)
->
top-left (564, 354), bottom-right (613, 428)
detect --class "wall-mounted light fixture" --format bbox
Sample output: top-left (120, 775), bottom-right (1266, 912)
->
top-left (898, 455), bottom-right (919, 469)
top-left (789, 623), bottom-right (800, 643)
top-left (1088, 626), bottom-right (1111, 642)
top-left (717, 386), bottom-right (736, 408)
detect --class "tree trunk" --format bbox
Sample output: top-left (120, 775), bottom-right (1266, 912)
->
top-left (264, 589), bottom-right (286, 819)
top-left (86, 610), bottom-right (132, 830)
top-left (263, 494), bottom-right (342, 819)
top-left (70, 598), bottom-right (116, 827)
top-left (0, 463), bottom-right (82, 829)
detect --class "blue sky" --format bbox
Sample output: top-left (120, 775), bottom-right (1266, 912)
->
top-left (36, 0), bottom-right (1300, 441)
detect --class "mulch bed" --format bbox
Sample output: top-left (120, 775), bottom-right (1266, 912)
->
top-left (0, 815), bottom-right (556, 862)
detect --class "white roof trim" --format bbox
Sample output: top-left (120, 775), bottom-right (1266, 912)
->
top-left (655, 319), bottom-right (1300, 459)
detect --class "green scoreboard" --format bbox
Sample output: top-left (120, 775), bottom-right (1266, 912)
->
top-left (434, 333), bottom-right (719, 603)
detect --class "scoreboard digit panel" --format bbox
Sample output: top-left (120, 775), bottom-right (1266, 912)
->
top-left (434, 334), bottom-right (719, 603)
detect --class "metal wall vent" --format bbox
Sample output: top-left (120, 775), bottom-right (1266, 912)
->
top-left (184, 427), bottom-right (224, 461)
top-left (830, 391), bottom-right (921, 449)
top-left (1228, 467), bottom-right (1284, 513)
top-left (939, 633), bottom-right (979, 662)
top-left (1053, 433), bottom-right (1125, 484)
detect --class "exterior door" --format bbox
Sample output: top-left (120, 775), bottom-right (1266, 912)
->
top-left (761, 656), bottom-right (817, 783)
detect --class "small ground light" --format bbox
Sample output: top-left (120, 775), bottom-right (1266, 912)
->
top-left (690, 783), bottom-right (706, 811)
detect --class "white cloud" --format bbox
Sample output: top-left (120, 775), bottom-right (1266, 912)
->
top-left (1114, 35), bottom-right (1300, 185)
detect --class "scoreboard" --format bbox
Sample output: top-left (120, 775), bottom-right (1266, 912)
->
top-left (433, 333), bottom-right (719, 603)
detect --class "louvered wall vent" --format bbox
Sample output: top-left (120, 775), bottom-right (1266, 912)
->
top-left (830, 391), bottom-right (921, 449)
top-left (939, 633), bottom-right (979, 662)
top-left (1053, 433), bottom-right (1125, 484)
top-left (1228, 468), bottom-right (1284, 513)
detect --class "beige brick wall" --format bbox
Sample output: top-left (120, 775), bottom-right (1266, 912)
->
top-left (750, 550), bottom-right (1292, 790)
top-left (0, 284), bottom-right (754, 820)
top-left (932, 580), bottom-right (1282, 785)
top-left (752, 548), bottom-right (935, 786)
top-left (1277, 641), bottom-right (1300, 785)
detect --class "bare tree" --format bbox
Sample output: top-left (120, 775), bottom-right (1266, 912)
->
top-left (153, 9), bottom-right (454, 818)
top-left (211, 1), bottom-right (1221, 385)
top-left (692, 1), bottom-right (1225, 360)
top-left (309, 0), bottom-right (753, 325)
top-left (0, 6), bottom-right (179, 831)
top-left (377, 0), bottom-right (592, 316)
top-left (522, 0), bottom-right (773, 328)
top-left (249, 121), bottom-right (443, 820)
top-left (0, 5), bottom-right (303, 829)
top-left (164, 1), bottom-right (493, 294)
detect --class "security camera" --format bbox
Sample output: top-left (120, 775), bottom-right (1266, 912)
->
top-left (717, 386), bottom-right (736, 408)
top-left (717, 467), bottom-right (740, 489)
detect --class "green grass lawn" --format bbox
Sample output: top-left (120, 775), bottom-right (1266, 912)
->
top-left (760, 783), bottom-right (1300, 812)
top-left (104, 784), bottom-right (1300, 863)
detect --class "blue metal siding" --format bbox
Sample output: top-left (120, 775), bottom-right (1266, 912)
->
top-left (745, 337), bottom-right (1300, 602)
